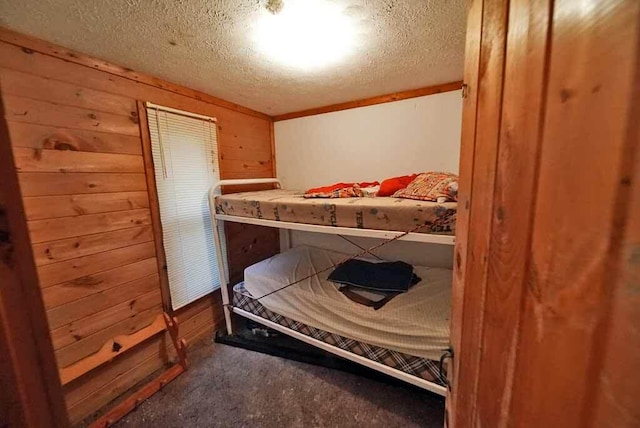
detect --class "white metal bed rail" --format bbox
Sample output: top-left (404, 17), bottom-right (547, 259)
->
top-left (208, 177), bottom-right (456, 333)
top-left (207, 177), bottom-right (452, 394)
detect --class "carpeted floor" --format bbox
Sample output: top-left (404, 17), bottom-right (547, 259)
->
top-left (114, 337), bottom-right (445, 428)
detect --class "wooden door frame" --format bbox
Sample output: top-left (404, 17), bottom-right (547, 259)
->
top-left (449, 0), bottom-right (640, 426)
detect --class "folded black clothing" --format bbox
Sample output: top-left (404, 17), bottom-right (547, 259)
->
top-left (328, 259), bottom-right (420, 293)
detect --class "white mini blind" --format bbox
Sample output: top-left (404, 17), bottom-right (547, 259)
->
top-left (147, 104), bottom-right (224, 310)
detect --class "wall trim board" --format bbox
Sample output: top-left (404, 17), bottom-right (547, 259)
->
top-left (136, 101), bottom-right (172, 312)
top-left (272, 81), bottom-right (463, 121)
top-left (269, 121), bottom-right (277, 177)
top-left (0, 26), bottom-right (271, 121)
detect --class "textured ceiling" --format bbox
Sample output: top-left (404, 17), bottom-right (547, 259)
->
top-left (0, 0), bottom-right (466, 115)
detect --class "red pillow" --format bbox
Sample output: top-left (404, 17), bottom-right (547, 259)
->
top-left (377, 174), bottom-right (418, 196)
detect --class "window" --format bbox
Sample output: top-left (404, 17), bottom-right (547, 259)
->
top-left (146, 103), bottom-right (224, 310)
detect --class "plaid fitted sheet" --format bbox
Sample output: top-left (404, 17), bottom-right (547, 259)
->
top-left (232, 282), bottom-right (447, 387)
top-left (215, 189), bottom-right (456, 235)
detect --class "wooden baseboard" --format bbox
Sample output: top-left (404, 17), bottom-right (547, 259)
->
top-left (89, 363), bottom-right (185, 428)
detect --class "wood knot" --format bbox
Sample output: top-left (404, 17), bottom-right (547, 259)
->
top-left (32, 148), bottom-right (43, 161)
top-left (53, 142), bottom-right (77, 151)
top-left (21, 47), bottom-right (34, 54)
top-left (560, 88), bottom-right (575, 103)
top-left (112, 342), bottom-right (122, 352)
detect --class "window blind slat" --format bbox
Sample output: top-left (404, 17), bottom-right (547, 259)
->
top-left (147, 107), bottom-right (224, 310)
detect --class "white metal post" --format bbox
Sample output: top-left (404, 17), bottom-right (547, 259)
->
top-left (209, 178), bottom-right (283, 335)
top-left (210, 192), bottom-right (233, 335)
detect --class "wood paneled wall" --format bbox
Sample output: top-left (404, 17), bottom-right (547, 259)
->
top-left (449, 0), bottom-right (640, 427)
top-left (0, 30), bottom-right (278, 424)
top-left (0, 85), bottom-right (68, 428)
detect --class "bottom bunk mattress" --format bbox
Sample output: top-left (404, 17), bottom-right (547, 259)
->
top-left (232, 246), bottom-right (452, 386)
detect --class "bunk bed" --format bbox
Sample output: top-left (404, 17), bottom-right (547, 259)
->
top-left (208, 178), bottom-right (455, 396)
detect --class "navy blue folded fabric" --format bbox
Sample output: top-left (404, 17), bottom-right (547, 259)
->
top-left (328, 259), bottom-right (419, 293)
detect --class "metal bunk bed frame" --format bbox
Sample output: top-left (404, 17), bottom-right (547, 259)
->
top-left (208, 178), bottom-right (454, 395)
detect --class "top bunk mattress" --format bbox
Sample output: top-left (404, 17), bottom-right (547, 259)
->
top-left (242, 246), bottom-right (452, 361)
top-left (215, 189), bottom-right (456, 235)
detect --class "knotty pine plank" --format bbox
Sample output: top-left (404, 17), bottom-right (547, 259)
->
top-left (50, 288), bottom-right (162, 350)
top-left (18, 172), bottom-right (148, 196)
top-left (37, 241), bottom-right (155, 288)
top-left (42, 257), bottom-right (158, 309)
top-left (7, 122), bottom-right (142, 155)
top-left (219, 144), bottom-right (272, 163)
top-left (28, 208), bottom-right (151, 243)
top-left (173, 290), bottom-right (223, 327)
top-left (0, 67), bottom-right (137, 117)
top-left (219, 159), bottom-right (273, 177)
top-left (591, 120), bottom-right (640, 426)
top-left (218, 133), bottom-right (273, 160)
top-left (13, 147), bottom-right (144, 173)
top-left (24, 191), bottom-right (149, 221)
top-left (46, 274), bottom-right (160, 331)
top-left (509, 1), bottom-right (640, 425)
top-left (3, 95), bottom-right (140, 136)
top-left (47, 272), bottom-right (160, 330)
top-left (32, 225), bottom-right (153, 267)
top-left (225, 223), bottom-right (279, 284)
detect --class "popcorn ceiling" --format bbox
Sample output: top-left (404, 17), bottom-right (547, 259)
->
top-left (0, 0), bottom-right (466, 115)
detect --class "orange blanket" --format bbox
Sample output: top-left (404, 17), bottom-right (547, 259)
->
top-left (304, 181), bottom-right (379, 198)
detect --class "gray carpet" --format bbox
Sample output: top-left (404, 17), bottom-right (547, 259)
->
top-left (115, 337), bottom-right (445, 428)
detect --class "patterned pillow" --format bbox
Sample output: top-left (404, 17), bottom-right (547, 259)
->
top-left (392, 172), bottom-right (459, 202)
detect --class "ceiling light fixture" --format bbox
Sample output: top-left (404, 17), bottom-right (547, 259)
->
top-left (255, 0), bottom-right (357, 71)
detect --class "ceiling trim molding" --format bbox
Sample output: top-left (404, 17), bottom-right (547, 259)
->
top-left (0, 26), bottom-right (272, 121)
top-left (273, 80), bottom-right (464, 121)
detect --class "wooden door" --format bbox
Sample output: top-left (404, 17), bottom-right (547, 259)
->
top-left (448, 0), bottom-right (640, 427)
